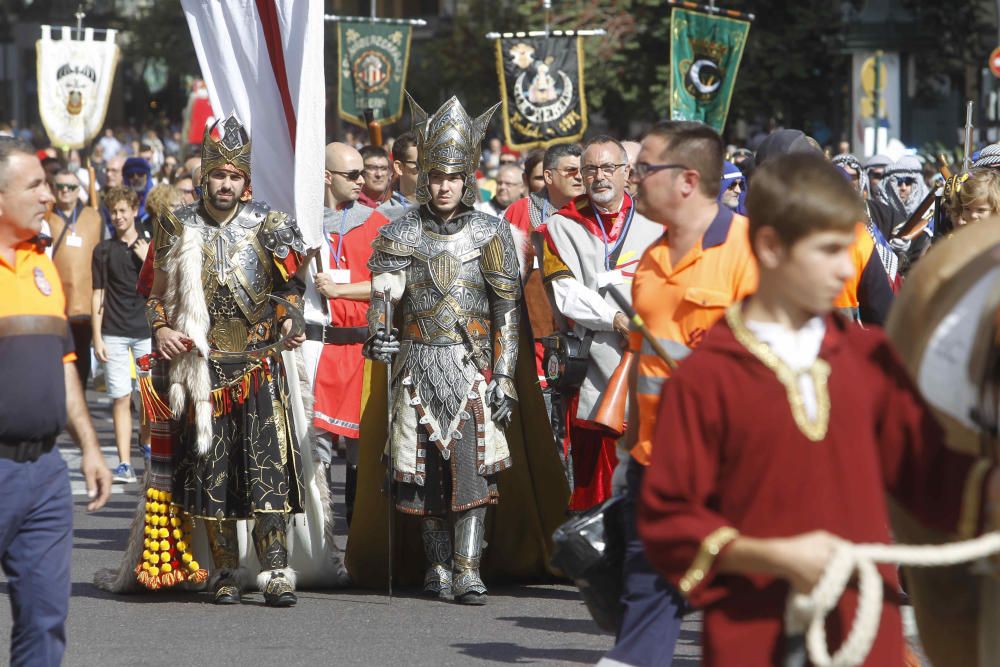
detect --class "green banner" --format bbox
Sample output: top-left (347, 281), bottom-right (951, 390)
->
top-left (669, 9), bottom-right (750, 133)
top-left (337, 21), bottom-right (412, 128)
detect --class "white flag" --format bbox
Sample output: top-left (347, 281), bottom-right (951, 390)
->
top-left (181, 0), bottom-right (325, 248)
top-left (181, 0), bottom-right (343, 590)
top-left (36, 26), bottom-right (120, 149)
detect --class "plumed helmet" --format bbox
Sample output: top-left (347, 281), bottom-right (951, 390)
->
top-left (201, 114), bottom-right (252, 186)
top-left (406, 92), bottom-right (500, 208)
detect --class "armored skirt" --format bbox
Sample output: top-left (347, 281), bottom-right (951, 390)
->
top-left (172, 353), bottom-right (304, 521)
top-left (390, 341), bottom-right (509, 516)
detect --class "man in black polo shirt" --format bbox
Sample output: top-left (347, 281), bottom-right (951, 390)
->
top-left (0, 138), bottom-right (111, 665)
top-left (92, 186), bottom-right (151, 484)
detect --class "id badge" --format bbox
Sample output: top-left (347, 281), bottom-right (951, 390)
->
top-left (65, 233), bottom-right (83, 248)
top-left (596, 269), bottom-right (624, 288)
top-left (329, 269), bottom-right (351, 284)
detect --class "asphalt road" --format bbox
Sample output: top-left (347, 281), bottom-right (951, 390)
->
top-left (0, 390), bottom-right (704, 666)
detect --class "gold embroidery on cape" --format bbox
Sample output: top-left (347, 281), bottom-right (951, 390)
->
top-left (726, 305), bottom-right (831, 442)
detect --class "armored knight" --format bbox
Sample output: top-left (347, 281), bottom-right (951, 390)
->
top-left (146, 115), bottom-right (308, 607)
top-left (363, 95), bottom-right (522, 604)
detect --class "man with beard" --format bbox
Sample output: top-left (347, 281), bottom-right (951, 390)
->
top-left (147, 115), bottom-right (308, 606)
top-left (362, 95), bottom-right (522, 604)
top-left (306, 142), bottom-right (388, 525)
top-left (541, 136), bottom-right (661, 511)
top-left (879, 155), bottom-right (933, 264)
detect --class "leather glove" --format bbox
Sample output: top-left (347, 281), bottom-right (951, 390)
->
top-left (487, 376), bottom-right (515, 430)
top-left (364, 328), bottom-right (400, 364)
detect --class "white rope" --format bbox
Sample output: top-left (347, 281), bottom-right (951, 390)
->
top-left (785, 531), bottom-right (1000, 667)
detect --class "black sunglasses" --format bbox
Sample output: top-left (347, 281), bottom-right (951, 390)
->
top-left (328, 169), bottom-right (364, 181)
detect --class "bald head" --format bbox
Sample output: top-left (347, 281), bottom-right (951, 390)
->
top-left (324, 142), bottom-right (365, 206)
top-left (325, 142), bottom-right (363, 173)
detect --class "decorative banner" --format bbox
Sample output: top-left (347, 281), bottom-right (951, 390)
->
top-left (669, 9), bottom-right (749, 133)
top-left (337, 21), bottom-right (412, 127)
top-left (495, 35), bottom-right (587, 151)
top-left (36, 26), bottom-right (120, 149)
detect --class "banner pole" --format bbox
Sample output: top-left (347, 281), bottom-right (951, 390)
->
top-left (666, 0), bottom-right (756, 22)
top-left (74, 4), bottom-right (84, 41)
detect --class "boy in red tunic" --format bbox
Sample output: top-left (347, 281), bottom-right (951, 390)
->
top-left (638, 152), bottom-right (998, 666)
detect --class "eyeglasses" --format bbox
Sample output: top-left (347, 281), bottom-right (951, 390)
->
top-left (896, 177), bottom-right (917, 186)
top-left (54, 183), bottom-right (79, 191)
top-left (328, 169), bottom-right (364, 181)
top-left (364, 165), bottom-right (389, 174)
top-left (630, 162), bottom-right (687, 181)
top-left (581, 163), bottom-right (627, 178)
top-left (726, 180), bottom-right (743, 192)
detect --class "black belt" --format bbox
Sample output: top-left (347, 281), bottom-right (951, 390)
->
top-left (305, 324), bottom-right (369, 345)
top-left (0, 436), bottom-right (56, 463)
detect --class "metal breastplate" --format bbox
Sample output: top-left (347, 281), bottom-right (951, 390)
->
top-left (401, 225), bottom-right (491, 346)
top-left (180, 203), bottom-right (275, 328)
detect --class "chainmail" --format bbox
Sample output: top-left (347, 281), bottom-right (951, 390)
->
top-left (207, 287), bottom-right (242, 320)
top-left (402, 343), bottom-right (477, 430)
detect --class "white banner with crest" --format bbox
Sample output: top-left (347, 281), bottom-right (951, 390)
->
top-left (36, 26), bottom-right (120, 149)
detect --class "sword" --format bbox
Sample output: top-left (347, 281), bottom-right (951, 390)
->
top-left (205, 295), bottom-right (305, 361)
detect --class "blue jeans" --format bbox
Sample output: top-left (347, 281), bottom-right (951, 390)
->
top-left (602, 458), bottom-right (686, 667)
top-left (0, 448), bottom-right (72, 667)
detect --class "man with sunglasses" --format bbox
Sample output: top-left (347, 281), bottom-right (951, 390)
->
top-left (878, 155), bottom-right (933, 267)
top-left (594, 121), bottom-right (758, 667)
top-left (541, 136), bottom-right (661, 513)
top-left (306, 142), bottom-right (388, 526)
top-left (719, 160), bottom-right (745, 213)
top-left (45, 169), bottom-right (105, 387)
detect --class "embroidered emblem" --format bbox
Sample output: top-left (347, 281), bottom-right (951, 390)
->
top-left (34, 267), bottom-right (52, 296)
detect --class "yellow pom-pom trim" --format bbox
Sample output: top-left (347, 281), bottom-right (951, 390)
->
top-left (142, 549), bottom-right (151, 560)
top-left (189, 561), bottom-right (200, 571)
top-left (161, 563), bottom-right (172, 573)
top-left (182, 553), bottom-right (192, 563)
top-left (149, 553), bottom-right (160, 564)
top-left (148, 566), bottom-right (159, 577)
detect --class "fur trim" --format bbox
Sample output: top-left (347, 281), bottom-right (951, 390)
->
top-left (163, 225), bottom-right (213, 454)
top-left (93, 469), bottom-right (151, 593)
top-left (509, 225), bottom-right (530, 282)
top-left (209, 566), bottom-right (255, 592)
top-left (257, 567), bottom-right (297, 592)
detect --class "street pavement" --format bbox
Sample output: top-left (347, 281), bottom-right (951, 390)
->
top-left (0, 389), bottom-right (702, 666)
top-left (0, 388), bottom-right (931, 666)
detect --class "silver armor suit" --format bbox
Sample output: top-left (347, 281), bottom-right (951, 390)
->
top-left (364, 94), bottom-right (515, 605)
top-left (367, 206), bottom-right (521, 423)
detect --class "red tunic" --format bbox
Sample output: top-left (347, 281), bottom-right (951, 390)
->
top-left (638, 311), bottom-right (990, 666)
top-left (312, 210), bottom-right (388, 438)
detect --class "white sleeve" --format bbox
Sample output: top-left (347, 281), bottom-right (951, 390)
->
top-left (550, 277), bottom-right (618, 332)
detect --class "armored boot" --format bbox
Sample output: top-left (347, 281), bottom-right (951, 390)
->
top-left (253, 513), bottom-right (296, 607)
top-left (421, 516), bottom-right (453, 600)
top-left (206, 520), bottom-right (242, 605)
top-left (452, 508), bottom-right (487, 605)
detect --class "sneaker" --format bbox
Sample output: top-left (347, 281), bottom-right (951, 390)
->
top-left (112, 462), bottom-right (137, 484)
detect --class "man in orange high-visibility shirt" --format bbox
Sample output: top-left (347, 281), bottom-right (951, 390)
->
top-left (0, 137), bottom-right (111, 666)
top-left (597, 121), bottom-right (757, 667)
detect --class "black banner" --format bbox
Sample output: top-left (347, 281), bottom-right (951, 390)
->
top-left (495, 35), bottom-right (587, 150)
